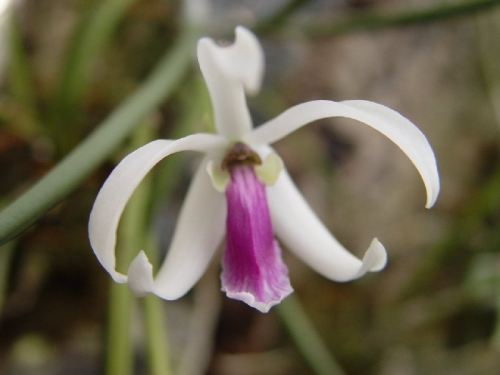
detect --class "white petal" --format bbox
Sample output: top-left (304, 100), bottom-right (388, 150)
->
top-left (247, 100), bottom-right (440, 208)
top-left (88, 134), bottom-right (224, 285)
top-left (267, 169), bottom-right (387, 282)
top-left (126, 159), bottom-right (226, 299)
top-left (152, 157), bottom-right (226, 299)
top-left (197, 26), bottom-right (264, 138)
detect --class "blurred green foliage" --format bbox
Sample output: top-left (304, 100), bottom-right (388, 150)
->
top-left (1, 0), bottom-right (500, 374)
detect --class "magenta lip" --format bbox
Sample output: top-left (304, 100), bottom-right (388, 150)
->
top-left (220, 164), bottom-right (292, 312)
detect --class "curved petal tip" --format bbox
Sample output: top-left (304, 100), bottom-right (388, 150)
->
top-left (128, 251), bottom-right (155, 297)
top-left (113, 273), bottom-right (128, 284)
top-left (348, 238), bottom-right (387, 281)
top-left (364, 238), bottom-right (387, 272)
top-left (424, 175), bottom-right (440, 209)
top-left (197, 26), bottom-right (264, 95)
top-left (233, 26), bottom-right (264, 95)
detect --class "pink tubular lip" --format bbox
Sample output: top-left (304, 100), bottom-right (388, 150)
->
top-left (221, 164), bottom-right (293, 313)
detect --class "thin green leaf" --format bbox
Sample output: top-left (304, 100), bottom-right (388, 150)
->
top-left (0, 25), bottom-right (200, 247)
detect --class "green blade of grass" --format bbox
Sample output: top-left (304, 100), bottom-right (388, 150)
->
top-left (295, 0), bottom-right (500, 37)
top-left (276, 294), bottom-right (347, 375)
top-left (0, 25), bottom-right (200, 247)
top-left (51, 0), bottom-right (137, 123)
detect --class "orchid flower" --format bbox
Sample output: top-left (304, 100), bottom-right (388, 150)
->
top-left (89, 27), bottom-right (439, 313)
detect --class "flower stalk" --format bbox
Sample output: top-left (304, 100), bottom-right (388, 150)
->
top-left (276, 294), bottom-right (347, 375)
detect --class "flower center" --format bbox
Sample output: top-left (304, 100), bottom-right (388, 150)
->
top-left (207, 142), bottom-right (283, 192)
top-left (221, 142), bottom-right (261, 170)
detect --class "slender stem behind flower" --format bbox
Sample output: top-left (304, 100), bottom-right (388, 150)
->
top-left (276, 294), bottom-right (347, 375)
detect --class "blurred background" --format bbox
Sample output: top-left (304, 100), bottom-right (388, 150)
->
top-left (1, 0), bottom-right (500, 374)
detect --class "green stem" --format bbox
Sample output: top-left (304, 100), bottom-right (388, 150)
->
top-left (296, 0), bottom-right (500, 37)
top-left (0, 241), bottom-right (15, 313)
top-left (0, 25), bottom-right (200, 247)
top-left (127, 126), bottom-right (173, 375)
top-left (143, 294), bottom-right (172, 375)
top-left (492, 289), bottom-right (500, 349)
top-left (105, 122), bottom-right (155, 375)
top-left (177, 264), bottom-right (221, 375)
top-left (149, 75), bottom-right (213, 214)
top-left (56, 0), bottom-right (137, 109)
top-left (7, 13), bottom-right (41, 136)
top-left (50, 0), bottom-right (137, 150)
top-left (105, 283), bottom-right (134, 375)
top-left (276, 294), bottom-right (346, 375)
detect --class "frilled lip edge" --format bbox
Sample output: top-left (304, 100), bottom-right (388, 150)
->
top-left (222, 256), bottom-right (294, 313)
top-left (223, 283), bottom-right (294, 314)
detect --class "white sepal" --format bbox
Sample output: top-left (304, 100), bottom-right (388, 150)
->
top-left (197, 27), bottom-right (263, 138)
top-left (153, 158), bottom-right (226, 299)
top-left (267, 169), bottom-right (387, 281)
top-left (88, 134), bottom-right (224, 286)
top-left (248, 99), bottom-right (440, 208)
